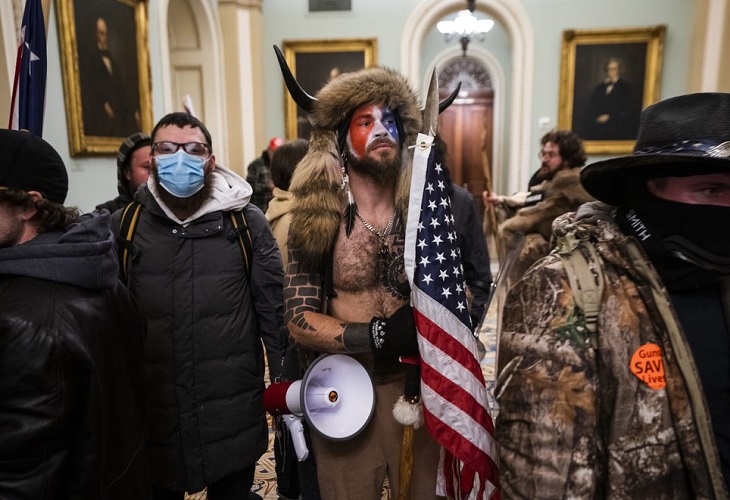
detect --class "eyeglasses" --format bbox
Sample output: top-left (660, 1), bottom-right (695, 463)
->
top-left (152, 141), bottom-right (211, 158)
top-left (538, 150), bottom-right (560, 161)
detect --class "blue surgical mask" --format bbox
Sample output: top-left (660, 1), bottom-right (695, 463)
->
top-left (155, 149), bottom-right (207, 198)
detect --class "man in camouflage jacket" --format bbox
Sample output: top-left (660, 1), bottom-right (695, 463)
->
top-left (496, 93), bottom-right (730, 499)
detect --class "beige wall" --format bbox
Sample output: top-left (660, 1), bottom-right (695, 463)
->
top-left (689, 0), bottom-right (730, 92)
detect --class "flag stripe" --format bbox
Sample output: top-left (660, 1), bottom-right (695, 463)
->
top-left (421, 382), bottom-right (497, 465)
top-left (9, 44), bottom-right (23, 130)
top-left (413, 293), bottom-right (486, 383)
top-left (420, 361), bottom-right (495, 442)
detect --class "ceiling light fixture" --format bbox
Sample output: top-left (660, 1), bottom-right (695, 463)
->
top-left (437, 7), bottom-right (494, 57)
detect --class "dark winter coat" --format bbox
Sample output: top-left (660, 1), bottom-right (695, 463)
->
top-left (114, 169), bottom-right (286, 492)
top-left (449, 183), bottom-right (493, 328)
top-left (0, 212), bottom-right (150, 499)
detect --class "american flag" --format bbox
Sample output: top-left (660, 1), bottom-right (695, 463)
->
top-left (9, 0), bottom-right (47, 136)
top-left (404, 133), bottom-right (500, 499)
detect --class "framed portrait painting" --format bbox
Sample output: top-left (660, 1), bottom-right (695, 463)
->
top-left (56, 0), bottom-right (153, 156)
top-left (558, 26), bottom-right (666, 154)
top-left (281, 38), bottom-right (378, 139)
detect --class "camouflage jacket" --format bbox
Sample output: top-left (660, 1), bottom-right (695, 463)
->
top-left (495, 201), bottom-right (728, 499)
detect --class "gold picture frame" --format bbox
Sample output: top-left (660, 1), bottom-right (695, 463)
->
top-left (282, 38), bottom-right (378, 140)
top-left (558, 25), bottom-right (666, 154)
top-left (56, 0), bottom-right (153, 156)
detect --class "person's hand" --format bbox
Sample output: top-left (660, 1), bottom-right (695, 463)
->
top-left (369, 304), bottom-right (418, 357)
top-left (483, 190), bottom-right (502, 207)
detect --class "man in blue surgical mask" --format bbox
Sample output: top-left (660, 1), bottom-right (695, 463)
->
top-left (113, 112), bottom-right (288, 500)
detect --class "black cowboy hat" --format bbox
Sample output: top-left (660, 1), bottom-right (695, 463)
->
top-left (581, 92), bottom-right (730, 206)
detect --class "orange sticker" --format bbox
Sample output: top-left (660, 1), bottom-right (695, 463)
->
top-left (630, 343), bottom-right (666, 390)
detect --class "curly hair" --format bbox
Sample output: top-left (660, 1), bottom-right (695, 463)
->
top-left (0, 189), bottom-right (80, 234)
top-left (540, 129), bottom-right (586, 168)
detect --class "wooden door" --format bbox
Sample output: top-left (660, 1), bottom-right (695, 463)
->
top-left (438, 89), bottom-right (494, 216)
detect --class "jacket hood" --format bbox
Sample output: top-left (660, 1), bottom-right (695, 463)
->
top-left (265, 187), bottom-right (293, 225)
top-left (147, 165), bottom-right (253, 225)
top-left (0, 210), bottom-right (118, 289)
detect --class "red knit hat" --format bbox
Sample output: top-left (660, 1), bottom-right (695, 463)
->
top-left (268, 137), bottom-right (285, 152)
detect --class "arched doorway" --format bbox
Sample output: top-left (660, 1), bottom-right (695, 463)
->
top-left (438, 56), bottom-right (494, 215)
top-left (400, 0), bottom-right (534, 195)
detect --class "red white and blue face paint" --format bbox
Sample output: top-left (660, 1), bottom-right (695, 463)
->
top-left (347, 104), bottom-right (399, 160)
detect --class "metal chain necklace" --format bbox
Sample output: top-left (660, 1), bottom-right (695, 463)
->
top-left (356, 209), bottom-right (397, 259)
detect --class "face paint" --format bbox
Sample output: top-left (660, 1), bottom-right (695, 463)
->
top-left (347, 104), bottom-right (399, 159)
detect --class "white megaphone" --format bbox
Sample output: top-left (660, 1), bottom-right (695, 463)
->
top-left (264, 354), bottom-right (375, 461)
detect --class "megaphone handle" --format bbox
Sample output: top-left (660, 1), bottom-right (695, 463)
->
top-left (283, 414), bottom-right (310, 462)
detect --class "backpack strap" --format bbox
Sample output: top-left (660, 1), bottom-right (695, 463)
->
top-left (230, 209), bottom-right (254, 279)
top-left (119, 201), bottom-right (143, 281)
top-left (554, 224), bottom-right (605, 340)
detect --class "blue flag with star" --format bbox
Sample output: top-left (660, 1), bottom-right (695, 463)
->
top-left (9, 0), bottom-right (47, 136)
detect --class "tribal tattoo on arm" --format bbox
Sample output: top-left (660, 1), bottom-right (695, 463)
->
top-left (284, 247), bottom-right (370, 353)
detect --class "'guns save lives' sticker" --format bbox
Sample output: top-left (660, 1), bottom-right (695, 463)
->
top-left (630, 343), bottom-right (666, 390)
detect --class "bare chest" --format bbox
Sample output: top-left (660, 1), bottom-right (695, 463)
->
top-left (331, 220), bottom-right (410, 305)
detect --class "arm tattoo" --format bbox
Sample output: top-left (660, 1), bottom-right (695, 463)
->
top-left (292, 312), bottom-right (315, 332)
top-left (283, 249), bottom-right (322, 327)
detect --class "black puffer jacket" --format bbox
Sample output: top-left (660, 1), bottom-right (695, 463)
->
top-left (0, 212), bottom-right (150, 499)
top-left (114, 168), bottom-right (286, 492)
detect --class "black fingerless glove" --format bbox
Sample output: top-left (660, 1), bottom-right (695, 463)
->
top-left (369, 304), bottom-right (419, 357)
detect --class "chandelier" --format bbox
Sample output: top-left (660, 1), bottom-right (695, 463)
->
top-left (436, 6), bottom-right (494, 57)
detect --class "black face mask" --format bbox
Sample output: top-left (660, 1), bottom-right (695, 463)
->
top-left (617, 195), bottom-right (730, 290)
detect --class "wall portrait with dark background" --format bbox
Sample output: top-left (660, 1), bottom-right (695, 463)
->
top-left (56, 0), bottom-right (153, 155)
top-left (558, 26), bottom-right (666, 154)
top-left (282, 39), bottom-right (377, 139)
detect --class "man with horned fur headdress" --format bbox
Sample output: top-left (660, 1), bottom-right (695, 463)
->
top-left (280, 58), bottom-right (443, 499)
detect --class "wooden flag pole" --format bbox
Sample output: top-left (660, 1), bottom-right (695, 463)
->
top-left (481, 131), bottom-right (501, 259)
top-left (41, 0), bottom-right (51, 36)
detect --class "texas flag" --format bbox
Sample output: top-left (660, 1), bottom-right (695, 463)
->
top-left (9, 0), bottom-right (47, 137)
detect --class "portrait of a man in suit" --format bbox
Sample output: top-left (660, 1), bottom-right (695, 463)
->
top-left (578, 57), bottom-right (642, 140)
top-left (76, 6), bottom-right (140, 138)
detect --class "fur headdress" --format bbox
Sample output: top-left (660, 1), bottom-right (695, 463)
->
top-left (285, 65), bottom-right (422, 272)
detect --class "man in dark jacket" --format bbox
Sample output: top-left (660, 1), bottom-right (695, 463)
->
top-left (96, 132), bottom-right (152, 213)
top-left (437, 138), bottom-right (493, 331)
top-left (114, 112), bottom-right (287, 499)
top-left (0, 129), bottom-right (150, 499)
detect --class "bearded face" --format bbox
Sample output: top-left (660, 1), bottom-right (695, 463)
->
top-left (345, 103), bottom-right (402, 186)
top-left (0, 201), bottom-right (25, 249)
top-left (535, 141), bottom-right (566, 182)
top-left (152, 167), bottom-right (214, 214)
